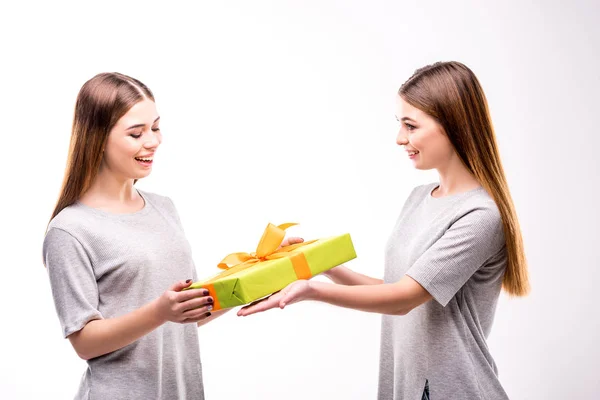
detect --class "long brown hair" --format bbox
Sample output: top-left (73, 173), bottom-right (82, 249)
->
top-left (399, 61), bottom-right (530, 296)
top-left (48, 72), bottom-right (154, 226)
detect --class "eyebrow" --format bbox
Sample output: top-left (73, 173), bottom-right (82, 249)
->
top-left (400, 116), bottom-right (417, 123)
top-left (126, 116), bottom-right (161, 130)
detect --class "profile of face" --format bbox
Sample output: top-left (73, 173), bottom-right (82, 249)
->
top-left (101, 99), bottom-right (161, 181)
top-left (395, 96), bottom-right (455, 170)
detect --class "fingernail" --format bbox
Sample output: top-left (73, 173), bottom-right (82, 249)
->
top-left (207, 305), bottom-right (213, 311)
top-left (207, 297), bottom-right (213, 303)
top-left (206, 312), bottom-right (212, 317)
top-left (203, 290), bottom-right (209, 296)
top-left (185, 279), bottom-right (191, 283)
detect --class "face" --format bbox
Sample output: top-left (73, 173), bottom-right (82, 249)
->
top-left (101, 99), bottom-right (161, 180)
top-left (395, 96), bottom-right (454, 170)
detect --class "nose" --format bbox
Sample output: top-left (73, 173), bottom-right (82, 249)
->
top-left (396, 127), bottom-right (408, 146)
top-left (143, 130), bottom-right (161, 149)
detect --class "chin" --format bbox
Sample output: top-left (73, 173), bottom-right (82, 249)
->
top-left (132, 171), bottom-right (152, 180)
top-left (413, 164), bottom-right (434, 171)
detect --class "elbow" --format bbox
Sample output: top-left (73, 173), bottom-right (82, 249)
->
top-left (76, 350), bottom-right (92, 361)
top-left (72, 342), bottom-right (95, 361)
top-left (74, 345), bottom-right (105, 361)
top-left (390, 305), bottom-right (414, 316)
top-left (68, 332), bottom-right (97, 361)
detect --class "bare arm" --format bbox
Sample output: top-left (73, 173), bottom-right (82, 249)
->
top-left (238, 275), bottom-right (432, 317)
top-left (309, 276), bottom-right (431, 315)
top-left (69, 281), bottom-right (213, 360)
top-left (322, 265), bottom-right (383, 286)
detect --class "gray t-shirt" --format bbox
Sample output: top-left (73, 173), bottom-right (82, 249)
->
top-left (43, 189), bottom-right (204, 400)
top-left (378, 183), bottom-right (509, 400)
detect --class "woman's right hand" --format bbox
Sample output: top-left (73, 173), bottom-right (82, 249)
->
top-left (154, 280), bottom-right (214, 324)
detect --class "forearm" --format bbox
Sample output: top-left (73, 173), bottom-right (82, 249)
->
top-left (308, 276), bottom-right (430, 315)
top-left (69, 299), bottom-right (165, 360)
top-left (323, 266), bottom-right (383, 286)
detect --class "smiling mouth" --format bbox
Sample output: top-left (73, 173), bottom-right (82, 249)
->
top-left (135, 157), bottom-right (153, 164)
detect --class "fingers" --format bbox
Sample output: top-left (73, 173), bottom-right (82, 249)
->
top-left (175, 287), bottom-right (210, 302)
top-left (281, 236), bottom-right (304, 247)
top-left (279, 293), bottom-right (292, 309)
top-left (238, 293), bottom-right (282, 316)
top-left (179, 295), bottom-right (214, 313)
top-left (169, 279), bottom-right (194, 292)
top-left (182, 303), bottom-right (213, 318)
top-left (183, 309), bottom-right (212, 324)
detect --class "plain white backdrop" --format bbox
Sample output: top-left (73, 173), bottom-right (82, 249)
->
top-left (1, 1), bottom-right (599, 399)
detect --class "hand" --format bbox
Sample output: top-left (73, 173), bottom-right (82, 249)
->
top-left (237, 280), bottom-right (313, 316)
top-left (280, 236), bottom-right (304, 248)
top-left (154, 280), bottom-right (214, 324)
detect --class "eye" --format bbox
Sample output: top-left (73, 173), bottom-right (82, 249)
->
top-left (405, 123), bottom-right (416, 131)
top-left (130, 133), bottom-right (142, 139)
top-left (151, 127), bottom-right (160, 132)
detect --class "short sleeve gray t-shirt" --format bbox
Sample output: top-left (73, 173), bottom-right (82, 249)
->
top-left (43, 189), bottom-right (204, 400)
top-left (378, 183), bottom-right (509, 400)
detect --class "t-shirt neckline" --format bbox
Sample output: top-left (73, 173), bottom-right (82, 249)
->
top-left (74, 189), bottom-right (152, 218)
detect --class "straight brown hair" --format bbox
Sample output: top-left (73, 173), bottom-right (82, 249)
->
top-left (399, 61), bottom-right (530, 296)
top-left (48, 72), bottom-right (154, 226)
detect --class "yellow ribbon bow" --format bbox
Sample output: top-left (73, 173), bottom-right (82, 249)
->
top-left (208, 222), bottom-right (316, 282)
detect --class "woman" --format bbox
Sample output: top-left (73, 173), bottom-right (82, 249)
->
top-left (238, 61), bottom-right (530, 400)
top-left (43, 72), bottom-right (301, 399)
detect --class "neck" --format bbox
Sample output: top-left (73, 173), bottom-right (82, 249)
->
top-left (81, 164), bottom-right (139, 205)
top-left (434, 152), bottom-right (480, 197)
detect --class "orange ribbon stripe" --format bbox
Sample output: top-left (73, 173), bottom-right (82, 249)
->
top-left (203, 283), bottom-right (222, 311)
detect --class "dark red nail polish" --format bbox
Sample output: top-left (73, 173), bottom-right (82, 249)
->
top-left (186, 279), bottom-right (191, 283)
top-left (203, 290), bottom-right (209, 296)
top-left (207, 298), bottom-right (213, 303)
top-left (206, 312), bottom-right (212, 317)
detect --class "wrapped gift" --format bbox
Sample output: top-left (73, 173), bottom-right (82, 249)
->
top-left (187, 223), bottom-right (356, 310)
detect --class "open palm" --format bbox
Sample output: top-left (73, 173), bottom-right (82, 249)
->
top-left (237, 280), bottom-right (311, 316)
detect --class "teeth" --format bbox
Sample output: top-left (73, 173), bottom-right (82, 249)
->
top-left (408, 151), bottom-right (419, 156)
top-left (135, 157), bottom-right (153, 162)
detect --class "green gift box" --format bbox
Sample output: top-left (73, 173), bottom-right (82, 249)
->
top-left (188, 223), bottom-right (356, 310)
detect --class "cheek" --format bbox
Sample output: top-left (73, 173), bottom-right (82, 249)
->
top-left (104, 139), bottom-right (140, 163)
top-left (413, 131), bottom-right (452, 161)
top-left (427, 137), bottom-right (453, 162)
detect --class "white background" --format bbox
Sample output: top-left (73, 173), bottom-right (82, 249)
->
top-left (1, 1), bottom-right (599, 399)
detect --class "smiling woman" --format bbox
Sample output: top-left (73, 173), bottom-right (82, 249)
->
top-left (237, 61), bottom-right (530, 400)
top-left (42, 73), bottom-right (216, 400)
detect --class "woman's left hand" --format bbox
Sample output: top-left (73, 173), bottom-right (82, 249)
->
top-left (280, 236), bottom-right (304, 247)
top-left (237, 280), bottom-right (313, 316)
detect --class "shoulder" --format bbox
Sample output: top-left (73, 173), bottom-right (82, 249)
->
top-left (405, 182), bottom-right (439, 203)
top-left (137, 189), bottom-right (174, 210)
top-left (458, 188), bottom-right (502, 225)
top-left (454, 188), bottom-right (505, 245)
top-left (47, 203), bottom-right (94, 236)
top-left (137, 189), bottom-right (183, 226)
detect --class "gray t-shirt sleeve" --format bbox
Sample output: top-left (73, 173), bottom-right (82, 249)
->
top-left (406, 206), bottom-right (505, 307)
top-left (43, 227), bottom-right (103, 338)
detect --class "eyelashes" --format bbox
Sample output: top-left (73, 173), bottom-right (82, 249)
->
top-left (130, 128), bottom-right (160, 139)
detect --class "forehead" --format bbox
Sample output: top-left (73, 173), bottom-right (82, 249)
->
top-left (395, 96), bottom-right (424, 120)
top-left (116, 99), bottom-right (159, 126)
